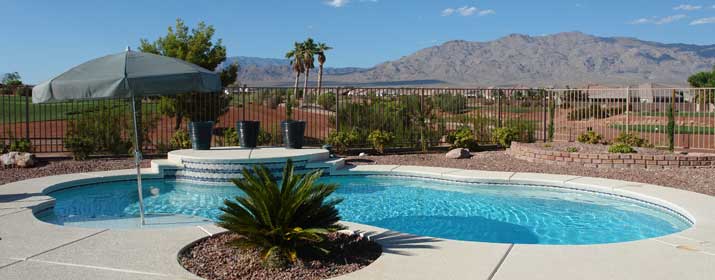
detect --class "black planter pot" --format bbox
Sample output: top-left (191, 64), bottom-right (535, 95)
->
top-left (281, 120), bottom-right (306, 149)
top-left (189, 121), bottom-right (214, 150)
top-left (237, 121), bottom-right (260, 148)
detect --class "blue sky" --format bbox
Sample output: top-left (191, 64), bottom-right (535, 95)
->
top-left (2, 0), bottom-right (715, 84)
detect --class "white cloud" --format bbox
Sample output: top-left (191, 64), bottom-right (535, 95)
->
top-left (325, 0), bottom-right (349, 8)
top-left (673, 4), bottom-right (702, 11)
top-left (690, 17), bottom-right (715, 25)
top-left (478, 9), bottom-right (496, 16)
top-left (442, 6), bottom-right (494, 17)
top-left (629, 14), bottom-right (687, 25)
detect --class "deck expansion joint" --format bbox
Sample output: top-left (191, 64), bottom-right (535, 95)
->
top-left (24, 229), bottom-right (110, 261)
top-left (487, 243), bottom-right (514, 280)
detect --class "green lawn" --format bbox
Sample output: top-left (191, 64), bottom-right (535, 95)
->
top-left (610, 124), bottom-right (715, 135)
top-left (0, 95), bottom-right (160, 123)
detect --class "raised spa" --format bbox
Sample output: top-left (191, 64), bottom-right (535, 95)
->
top-left (36, 175), bottom-right (692, 245)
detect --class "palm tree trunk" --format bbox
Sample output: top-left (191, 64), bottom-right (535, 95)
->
top-left (302, 69), bottom-right (310, 108)
top-left (318, 64), bottom-right (324, 91)
top-left (290, 72), bottom-right (300, 120)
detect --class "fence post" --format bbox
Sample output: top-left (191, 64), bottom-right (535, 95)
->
top-left (625, 87), bottom-right (630, 133)
top-left (541, 91), bottom-right (547, 142)
top-left (24, 90), bottom-right (30, 143)
top-left (335, 87), bottom-right (340, 133)
top-left (497, 90), bottom-right (503, 128)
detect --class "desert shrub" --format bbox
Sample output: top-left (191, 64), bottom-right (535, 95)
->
top-left (446, 126), bottom-right (478, 150)
top-left (64, 105), bottom-right (147, 157)
top-left (433, 94), bottom-right (467, 113)
top-left (64, 134), bottom-right (95, 160)
top-left (566, 147), bottom-right (578, 153)
top-left (9, 138), bottom-right (32, 153)
top-left (492, 127), bottom-right (519, 148)
top-left (257, 130), bottom-right (273, 146)
top-left (577, 131), bottom-right (602, 144)
top-left (326, 129), bottom-right (359, 154)
top-left (667, 103), bottom-right (675, 152)
top-left (316, 92), bottom-right (336, 111)
top-left (608, 143), bottom-right (636, 154)
top-left (547, 98), bottom-right (555, 142)
top-left (613, 132), bottom-right (652, 148)
top-left (169, 129), bottom-right (192, 150)
top-left (217, 160), bottom-right (344, 268)
top-left (504, 119), bottom-right (536, 143)
top-left (367, 130), bottom-right (394, 154)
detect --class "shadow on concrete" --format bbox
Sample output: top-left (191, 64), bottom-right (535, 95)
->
top-left (366, 216), bottom-right (540, 244)
top-left (357, 230), bottom-right (441, 256)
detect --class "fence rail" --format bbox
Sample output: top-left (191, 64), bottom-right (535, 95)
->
top-left (1, 86), bottom-right (714, 155)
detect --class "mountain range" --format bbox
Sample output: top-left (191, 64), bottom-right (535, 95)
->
top-left (229, 32), bottom-right (715, 87)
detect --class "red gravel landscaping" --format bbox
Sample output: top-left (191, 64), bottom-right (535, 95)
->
top-left (179, 232), bottom-right (381, 280)
top-left (0, 158), bottom-right (150, 186)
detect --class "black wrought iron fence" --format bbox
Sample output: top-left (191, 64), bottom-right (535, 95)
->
top-left (1, 86), bottom-right (714, 155)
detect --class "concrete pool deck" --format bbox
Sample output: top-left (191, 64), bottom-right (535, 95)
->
top-left (1, 162), bottom-right (714, 279)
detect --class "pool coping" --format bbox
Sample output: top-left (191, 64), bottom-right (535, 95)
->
top-left (1, 164), bottom-right (714, 279)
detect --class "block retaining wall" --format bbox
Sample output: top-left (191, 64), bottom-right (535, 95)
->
top-left (507, 142), bottom-right (715, 169)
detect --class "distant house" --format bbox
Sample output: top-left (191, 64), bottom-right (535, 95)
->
top-left (585, 83), bottom-right (685, 103)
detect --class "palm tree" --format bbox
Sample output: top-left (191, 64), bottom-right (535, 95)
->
top-left (301, 38), bottom-right (318, 104)
top-left (217, 160), bottom-right (344, 268)
top-left (316, 42), bottom-right (332, 91)
top-left (285, 42), bottom-right (305, 119)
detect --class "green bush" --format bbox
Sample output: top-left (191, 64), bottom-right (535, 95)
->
top-left (367, 130), bottom-right (394, 154)
top-left (9, 138), bottom-right (32, 153)
top-left (218, 127), bottom-right (239, 147)
top-left (504, 119), bottom-right (536, 143)
top-left (217, 160), bottom-right (344, 268)
top-left (258, 130), bottom-right (273, 146)
top-left (169, 129), bottom-right (192, 150)
top-left (577, 131), bottom-right (602, 144)
top-left (316, 92), bottom-right (336, 111)
top-left (613, 132), bottom-right (652, 148)
top-left (326, 129), bottom-right (359, 154)
top-left (608, 143), bottom-right (636, 154)
top-left (64, 134), bottom-right (95, 160)
top-left (446, 126), bottom-right (478, 150)
top-left (492, 127), bottom-right (519, 148)
top-left (64, 106), bottom-right (134, 157)
top-left (667, 102), bottom-right (675, 152)
top-left (566, 147), bottom-right (578, 153)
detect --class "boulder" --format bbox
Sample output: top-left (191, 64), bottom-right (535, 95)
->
top-left (1, 152), bottom-right (19, 166)
top-left (0, 152), bottom-right (36, 168)
top-left (446, 148), bottom-right (471, 159)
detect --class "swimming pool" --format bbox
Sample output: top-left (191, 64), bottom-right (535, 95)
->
top-left (37, 175), bottom-right (692, 245)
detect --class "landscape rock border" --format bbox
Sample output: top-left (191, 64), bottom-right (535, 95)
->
top-left (507, 142), bottom-right (715, 169)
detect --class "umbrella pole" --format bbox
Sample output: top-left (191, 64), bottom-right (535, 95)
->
top-left (131, 95), bottom-right (146, 226)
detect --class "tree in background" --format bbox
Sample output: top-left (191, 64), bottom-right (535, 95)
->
top-left (688, 66), bottom-right (715, 88)
top-left (301, 38), bottom-right (317, 96)
top-left (140, 18), bottom-right (238, 129)
top-left (2, 72), bottom-right (22, 86)
top-left (316, 42), bottom-right (332, 91)
top-left (285, 42), bottom-right (305, 119)
top-left (688, 66), bottom-right (715, 107)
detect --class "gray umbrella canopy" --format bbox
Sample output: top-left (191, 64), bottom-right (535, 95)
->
top-left (31, 50), bottom-right (223, 226)
top-left (32, 50), bottom-right (221, 103)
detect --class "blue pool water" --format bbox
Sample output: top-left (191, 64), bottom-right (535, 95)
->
top-left (38, 175), bottom-right (692, 244)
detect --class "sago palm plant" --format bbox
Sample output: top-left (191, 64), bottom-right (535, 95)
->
top-left (217, 160), bottom-right (345, 268)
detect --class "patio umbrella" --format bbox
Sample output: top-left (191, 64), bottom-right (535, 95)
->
top-left (32, 48), bottom-right (222, 225)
